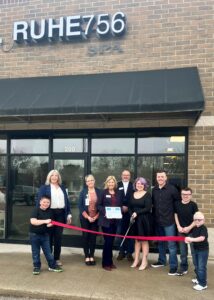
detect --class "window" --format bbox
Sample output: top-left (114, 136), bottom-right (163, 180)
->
top-left (9, 156), bottom-right (49, 239)
top-left (0, 156), bottom-right (6, 238)
top-left (92, 138), bottom-right (135, 154)
top-left (138, 136), bottom-right (185, 154)
top-left (53, 138), bottom-right (88, 153)
top-left (91, 156), bottom-right (135, 187)
top-left (0, 139), bottom-right (6, 154)
top-left (11, 139), bottom-right (49, 154)
top-left (137, 156), bottom-right (185, 190)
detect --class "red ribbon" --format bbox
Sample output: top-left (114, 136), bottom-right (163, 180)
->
top-left (51, 221), bottom-right (185, 242)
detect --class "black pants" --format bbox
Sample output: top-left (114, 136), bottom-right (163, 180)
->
top-left (80, 217), bottom-right (98, 258)
top-left (102, 223), bottom-right (117, 267)
top-left (50, 209), bottom-right (65, 260)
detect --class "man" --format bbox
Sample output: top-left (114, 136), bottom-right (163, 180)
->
top-left (151, 170), bottom-right (181, 275)
top-left (116, 170), bottom-right (134, 261)
top-left (175, 187), bottom-right (198, 275)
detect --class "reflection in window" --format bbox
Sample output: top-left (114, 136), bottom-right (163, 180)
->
top-left (137, 156), bottom-right (185, 191)
top-left (0, 156), bottom-right (6, 238)
top-left (138, 136), bottom-right (185, 154)
top-left (11, 139), bottom-right (49, 154)
top-left (54, 159), bottom-right (85, 236)
top-left (53, 138), bottom-right (88, 153)
top-left (9, 156), bottom-right (49, 239)
top-left (91, 156), bottom-right (135, 188)
top-left (92, 138), bottom-right (135, 154)
top-left (0, 139), bottom-right (7, 154)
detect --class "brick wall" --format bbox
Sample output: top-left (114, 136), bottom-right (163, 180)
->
top-left (189, 125), bottom-right (214, 226)
top-left (0, 0), bottom-right (214, 225)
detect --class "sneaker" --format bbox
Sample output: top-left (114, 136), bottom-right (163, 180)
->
top-left (193, 284), bottom-right (207, 291)
top-left (168, 269), bottom-right (178, 276)
top-left (192, 278), bottom-right (199, 284)
top-left (117, 252), bottom-right (126, 261)
top-left (48, 266), bottom-right (63, 273)
top-left (32, 267), bottom-right (40, 275)
top-left (177, 270), bottom-right (188, 276)
top-left (56, 260), bottom-right (63, 266)
top-left (151, 261), bottom-right (165, 268)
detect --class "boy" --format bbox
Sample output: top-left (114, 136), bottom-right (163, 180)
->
top-left (174, 187), bottom-right (198, 275)
top-left (185, 211), bottom-right (209, 291)
top-left (30, 195), bottom-right (63, 275)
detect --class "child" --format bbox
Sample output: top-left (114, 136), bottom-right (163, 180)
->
top-left (174, 187), bottom-right (198, 275)
top-left (29, 195), bottom-right (63, 275)
top-left (185, 211), bottom-right (209, 291)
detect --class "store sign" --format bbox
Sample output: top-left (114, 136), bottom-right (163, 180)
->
top-left (13, 12), bottom-right (126, 44)
top-left (88, 43), bottom-right (123, 56)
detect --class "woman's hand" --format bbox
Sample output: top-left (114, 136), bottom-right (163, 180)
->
top-left (67, 215), bottom-right (72, 225)
top-left (88, 216), bottom-right (95, 223)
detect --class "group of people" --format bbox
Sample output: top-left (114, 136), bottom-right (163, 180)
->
top-left (30, 169), bottom-right (209, 292)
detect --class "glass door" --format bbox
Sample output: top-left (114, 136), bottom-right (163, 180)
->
top-left (54, 158), bottom-right (86, 246)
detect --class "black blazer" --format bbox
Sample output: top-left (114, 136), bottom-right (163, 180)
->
top-left (117, 181), bottom-right (134, 206)
top-left (98, 189), bottom-right (122, 228)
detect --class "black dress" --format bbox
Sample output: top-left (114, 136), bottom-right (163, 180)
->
top-left (129, 192), bottom-right (153, 237)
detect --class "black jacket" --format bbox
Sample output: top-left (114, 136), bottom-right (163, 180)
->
top-left (117, 181), bottom-right (134, 207)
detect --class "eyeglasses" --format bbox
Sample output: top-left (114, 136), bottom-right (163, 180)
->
top-left (86, 180), bottom-right (95, 182)
top-left (194, 219), bottom-right (204, 222)
top-left (181, 193), bottom-right (192, 196)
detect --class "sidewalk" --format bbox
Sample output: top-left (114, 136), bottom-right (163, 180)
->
top-left (0, 244), bottom-right (213, 300)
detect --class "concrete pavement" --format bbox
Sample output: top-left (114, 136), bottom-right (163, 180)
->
top-left (0, 244), bottom-right (213, 300)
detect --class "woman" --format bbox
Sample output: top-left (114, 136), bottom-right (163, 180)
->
top-left (78, 174), bottom-right (101, 266)
top-left (37, 169), bottom-right (72, 266)
top-left (98, 176), bottom-right (122, 271)
top-left (129, 177), bottom-right (152, 270)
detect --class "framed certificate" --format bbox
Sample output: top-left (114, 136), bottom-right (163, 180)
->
top-left (105, 207), bottom-right (122, 219)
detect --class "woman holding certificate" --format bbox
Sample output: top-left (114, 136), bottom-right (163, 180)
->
top-left (78, 174), bottom-right (101, 266)
top-left (129, 177), bottom-right (152, 271)
top-left (98, 176), bottom-right (122, 271)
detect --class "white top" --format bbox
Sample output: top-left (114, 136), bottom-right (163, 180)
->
top-left (50, 184), bottom-right (65, 209)
top-left (123, 181), bottom-right (129, 195)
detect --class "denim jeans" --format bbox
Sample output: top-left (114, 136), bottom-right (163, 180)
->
top-left (178, 232), bottom-right (195, 272)
top-left (192, 249), bottom-right (208, 287)
top-left (156, 223), bottom-right (178, 270)
top-left (30, 232), bottom-right (56, 269)
top-left (117, 213), bottom-right (134, 255)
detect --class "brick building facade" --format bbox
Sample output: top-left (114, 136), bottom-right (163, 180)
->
top-left (0, 0), bottom-right (213, 253)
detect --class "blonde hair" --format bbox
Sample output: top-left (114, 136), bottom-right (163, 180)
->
top-left (85, 174), bottom-right (95, 182)
top-left (45, 169), bottom-right (62, 185)
top-left (104, 176), bottom-right (117, 189)
top-left (194, 211), bottom-right (205, 220)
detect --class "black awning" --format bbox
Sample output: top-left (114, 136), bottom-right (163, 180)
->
top-left (0, 67), bottom-right (204, 118)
